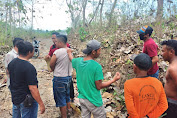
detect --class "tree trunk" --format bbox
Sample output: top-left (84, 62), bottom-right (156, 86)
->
top-left (82, 0), bottom-right (88, 27)
top-left (156, 0), bottom-right (164, 20)
top-left (89, 0), bottom-right (101, 24)
top-left (108, 0), bottom-right (117, 27)
top-left (100, 0), bottom-right (104, 27)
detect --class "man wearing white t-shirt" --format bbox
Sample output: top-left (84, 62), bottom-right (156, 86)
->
top-left (3, 38), bottom-right (24, 87)
top-left (50, 35), bottom-right (72, 118)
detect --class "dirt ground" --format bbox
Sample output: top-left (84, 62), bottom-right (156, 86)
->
top-left (0, 38), bottom-right (80, 118)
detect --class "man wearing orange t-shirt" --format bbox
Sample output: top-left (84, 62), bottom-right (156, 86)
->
top-left (124, 53), bottom-right (168, 118)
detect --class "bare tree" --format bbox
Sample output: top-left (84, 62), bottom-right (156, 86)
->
top-left (100, 0), bottom-right (104, 27)
top-left (66, 0), bottom-right (82, 29)
top-left (156, 0), bottom-right (164, 20)
top-left (108, 0), bottom-right (117, 27)
top-left (88, 0), bottom-right (101, 24)
top-left (81, 0), bottom-right (88, 27)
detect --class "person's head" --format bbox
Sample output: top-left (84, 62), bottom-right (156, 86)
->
top-left (16, 41), bottom-right (34, 58)
top-left (55, 35), bottom-right (67, 48)
top-left (133, 53), bottom-right (152, 74)
top-left (137, 25), bottom-right (153, 41)
top-left (52, 32), bottom-right (60, 44)
top-left (83, 40), bottom-right (101, 58)
top-left (13, 38), bottom-right (24, 47)
top-left (161, 40), bottom-right (177, 62)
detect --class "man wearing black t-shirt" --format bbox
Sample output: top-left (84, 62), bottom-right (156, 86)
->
top-left (8, 41), bottom-right (45, 118)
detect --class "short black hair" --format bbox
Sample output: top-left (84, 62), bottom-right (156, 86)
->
top-left (13, 38), bottom-right (24, 47)
top-left (16, 41), bottom-right (34, 56)
top-left (56, 35), bottom-right (67, 44)
top-left (161, 40), bottom-right (177, 56)
top-left (52, 32), bottom-right (60, 36)
top-left (134, 53), bottom-right (152, 71)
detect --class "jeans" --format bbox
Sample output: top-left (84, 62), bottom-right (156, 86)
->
top-left (53, 76), bottom-right (72, 107)
top-left (12, 100), bottom-right (38, 118)
top-left (149, 69), bottom-right (159, 79)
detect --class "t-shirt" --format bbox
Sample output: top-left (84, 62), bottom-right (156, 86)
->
top-left (4, 49), bottom-right (18, 87)
top-left (143, 38), bottom-right (159, 75)
top-left (8, 58), bottom-right (38, 105)
top-left (48, 43), bottom-right (70, 57)
top-left (124, 77), bottom-right (168, 118)
top-left (72, 58), bottom-right (104, 107)
top-left (53, 48), bottom-right (72, 77)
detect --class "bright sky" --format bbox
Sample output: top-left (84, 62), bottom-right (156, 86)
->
top-left (25, 0), bottom-right (71, 31)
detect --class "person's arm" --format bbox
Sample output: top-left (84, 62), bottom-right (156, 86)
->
top-left (124, 82), bottom-right (139, 118)
top-left (147, 85), bottom-right (168, 117)
top-left (50, 54), bottom-right (57, 71)
top-left (151, 56), bottom-right (158, 66)
top-left (67, 48), bottom-right (73, 61)
top-left (95, 72), bottom-right (120, 90)
top-left (29, 85), bottom-right (45, 114)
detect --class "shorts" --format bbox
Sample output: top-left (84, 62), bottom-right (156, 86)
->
top-left (53, 76), bottom-right (71, 107)
top-left (163, 98), bottom-right (177, 118)
top-left (79, 98), bottom-right (106, 118)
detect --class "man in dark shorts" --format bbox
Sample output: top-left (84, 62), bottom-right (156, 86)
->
top-left (44, 32), bottom-right (74, 102)
top-left (8, 41), bottom-right (45, 118)
top-left (50, 35), bottom-right (72, 118)
top-left (161, 40), bottom-right (177, 118)
top-left (137, 26), bottom-right (159, 79)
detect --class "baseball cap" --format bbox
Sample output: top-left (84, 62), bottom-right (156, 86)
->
top-left (134, 53), bottom-right (152, 71)
top-left (83, 40), bottom-right (101, 54)
top-left (137, 25), bottom-right (153, 35)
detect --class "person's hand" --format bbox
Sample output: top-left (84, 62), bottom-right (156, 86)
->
top-left (113, 72), bottom-right (121, 82)
top-left (67, 48), bottom-right (73, 54)
top-left (44, 55), bottom-right (51, 60)
top-left (39, 103), bottom-right (45, 114)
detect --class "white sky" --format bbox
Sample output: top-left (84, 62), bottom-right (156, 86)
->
top-left (24, 0), bottom-right (130, 31)
top-left (25, 0), bottom-right (71, 31)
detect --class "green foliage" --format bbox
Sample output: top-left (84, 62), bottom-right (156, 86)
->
top-left (101, 88), bottom-right (107, 93)
top-left (169, 22), bottom-right (175, 30)
top-left (66, 27), bottom-right (72, 34)
top-left (118, 93), bottom-right (125, 106)
top-left (126, 59), bottom-right (133, 65)
top-left (78, 27), bottom-right (88, 41)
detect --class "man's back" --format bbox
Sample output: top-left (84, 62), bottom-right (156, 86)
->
top-left (124, 77), bottom-right (168, 118)
top-left (53, 48), bottom-right (72, 77)
top-left (72, 57), bottom-right (104, 107)
top-left (8, 58), bottom-right (38, 105)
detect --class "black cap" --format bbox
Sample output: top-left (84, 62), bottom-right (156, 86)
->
top-left (134, 53), bottom-right (152, 71)
top-left (137, 25), bottom-right (153, 35)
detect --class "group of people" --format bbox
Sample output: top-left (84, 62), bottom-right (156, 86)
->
top-left (3, 25), bottom-right (177, 118)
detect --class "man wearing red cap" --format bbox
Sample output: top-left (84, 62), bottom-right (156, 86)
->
top-left (137, 26), bottom-right (159, 79)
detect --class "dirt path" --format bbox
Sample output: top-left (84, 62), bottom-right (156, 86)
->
top-left (0, 38), bottom-right (80, 118)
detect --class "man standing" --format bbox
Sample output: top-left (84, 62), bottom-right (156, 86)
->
top-left (50, 35), bottom-right (72, 118)
top-left (8, 41), bottom-right (45, 118)
top-left (3, 38), bottom-right (24, 86)
top-left (137, 26), bottom-right (159, 79)
top-left (161, 40), bottom-right (177, 118)
top-left (67, 40), bottom-right (120, 118)
top-left (45, 32), bottom-right (74, 102)
top-left (124, 53), bottom-right (168, 118)
top-left (45, 32), bottom-right (70, 60)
